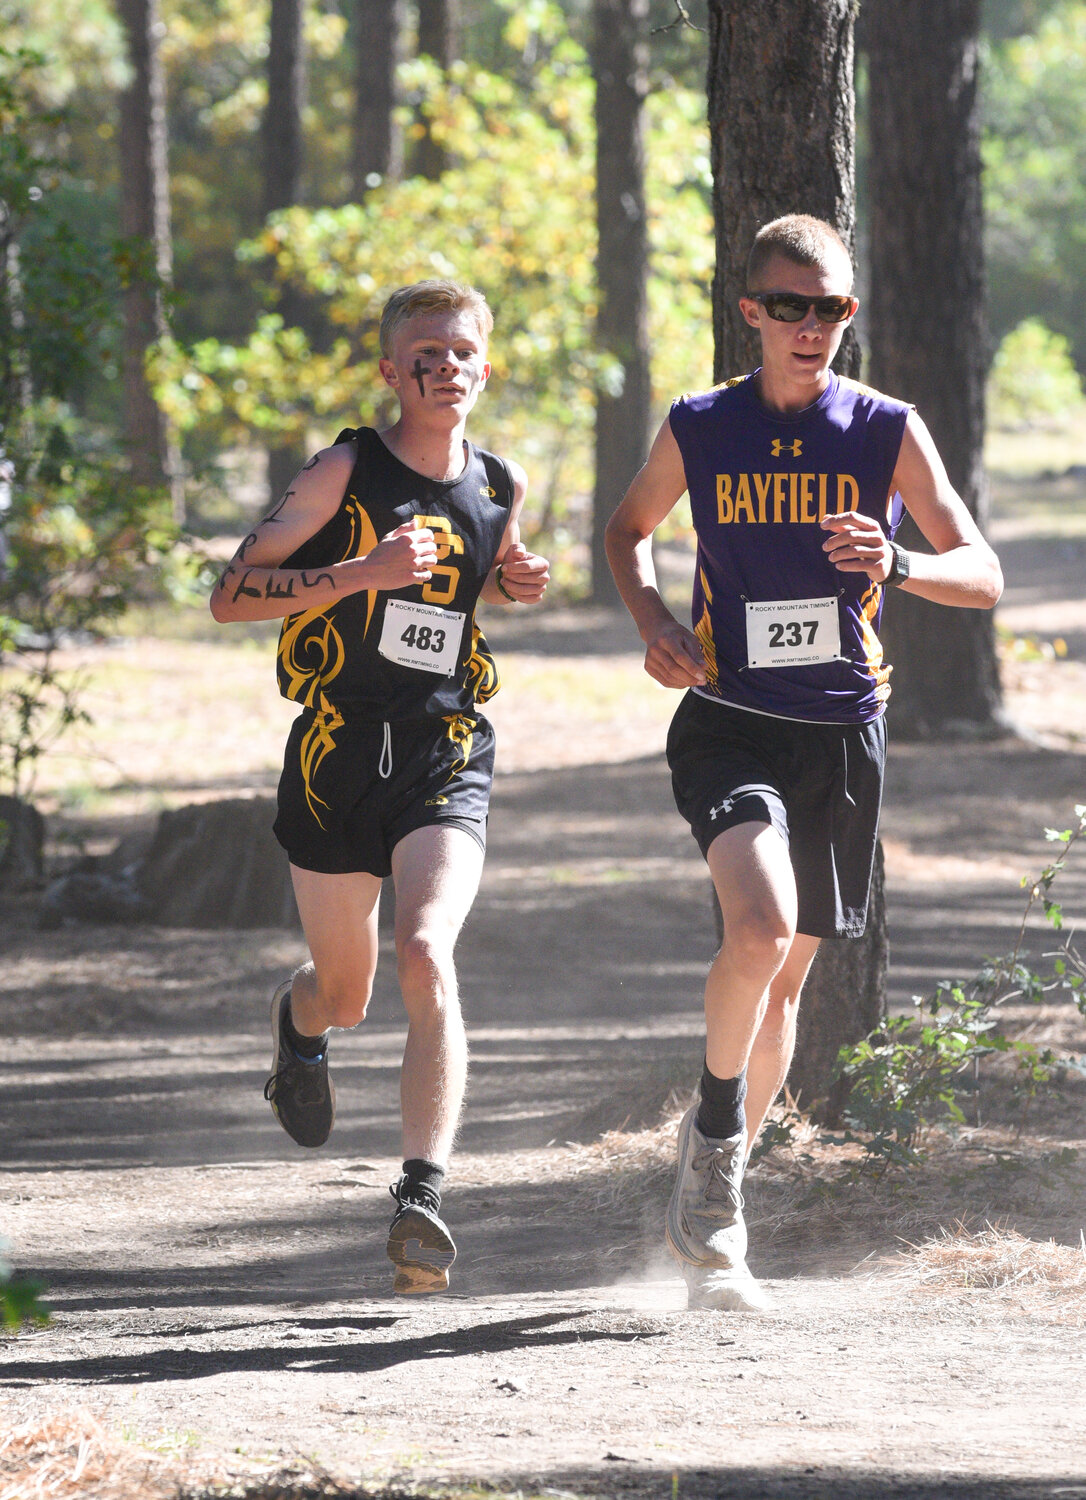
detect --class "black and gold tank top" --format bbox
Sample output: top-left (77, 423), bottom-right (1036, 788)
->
top-left (276, 427), bottom-right (514, 720)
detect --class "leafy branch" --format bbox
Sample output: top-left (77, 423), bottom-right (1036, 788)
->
top-left (829, 806), bottom-right (1086, 1177)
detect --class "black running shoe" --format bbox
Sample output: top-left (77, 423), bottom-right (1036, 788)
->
top-left (263, 979), bottom-right (335, 1148)
top-left (386, 1176), bottom-right (457, 1294)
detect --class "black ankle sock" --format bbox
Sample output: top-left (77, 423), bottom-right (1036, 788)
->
top-left (400, 1158), bottom-right (445, 1211)
top-left (283, 997), bottom-right (328, 1060)
top-left (697, 1061), bottom-right (747, 1140)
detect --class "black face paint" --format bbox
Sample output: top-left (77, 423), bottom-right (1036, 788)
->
top-left (410, 358), bottom-right (431, 397)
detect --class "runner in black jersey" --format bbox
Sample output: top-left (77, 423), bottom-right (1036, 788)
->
top-left (211, 280), bottom-right (549, 1294)
top-left (606, 215), bottom-right (1002, 1313)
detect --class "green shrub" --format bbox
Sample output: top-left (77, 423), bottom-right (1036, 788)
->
top-left (988, 318), bottom-right (1085, 430)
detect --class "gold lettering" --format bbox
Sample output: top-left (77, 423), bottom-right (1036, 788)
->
top-left (800, 472), bottom-right (816, 524)
top-left (734, 473), bottom-right (756, 524)
top-left (753, 472), bottom-right (771, 525)
top-left (716, 474), bottom-right (733, 524)
top-left (773, 472), bottom-right (788, 524)
top-left (788, 472), bottom-right (798, 524)
top-left (818, 474), bottom-right (829, 520)
top-left (837, 473), bottom-right (859, 510)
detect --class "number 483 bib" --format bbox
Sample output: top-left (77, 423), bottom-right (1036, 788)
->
top-left (744, 596), bottom-right (841, 669)
top-left (378, 598), bottom-right (464, 676)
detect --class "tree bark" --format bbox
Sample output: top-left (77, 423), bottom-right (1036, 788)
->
top-left (262, 0), bottom-right (306, 220)
top-left (414, 0), bottom-right (459, 180)
top-left (262, 0), bottom-right (307, 505)
top-left (865, 0), bottom-right (1002, 739)
top-left (117, 0), bottom-right (180, 516)
top-left (705, 0), bottom-right (886, 1102)
top-left (790, 843), bottom-right (887, 1112)
top-left (707, 0), bottom-right (860, 383)
top-left (351, 0), bottom-right (404, 198)
top-left (590, 0), bottom-right (652, 606)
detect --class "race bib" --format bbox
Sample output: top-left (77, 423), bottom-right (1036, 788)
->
top-left (745, 597), bottom-right (841, 669)
top-left (378, 598), bottom-right (464, 676)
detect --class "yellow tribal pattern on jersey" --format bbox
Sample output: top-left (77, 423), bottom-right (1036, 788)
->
top-left (277, 495), bottom-right (378, 826)
top-left (693, 565), bottom-right (720, 693)
top-left (464, 620), bottom-right (499, 704)
top-left (277, 497), bottom-right (378, 706)
top-left (858, 580), bottom-right (891, 703)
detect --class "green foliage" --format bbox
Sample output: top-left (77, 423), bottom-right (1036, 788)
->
top-left (832, 807), bottom-right (1086, 1176)
top-left (988, 318), bottom-right (1085, 430)
top-left (0, 1240), bottom-right (49, 1333)
top-left (154, 4), bottom-right (712, 582)
top-left (0, 46), bottom-right (175, 794)
top-left (983, 2), bottom-right (1086, 371)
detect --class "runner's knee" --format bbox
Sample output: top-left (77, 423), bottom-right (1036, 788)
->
top-left (312, 973), bottom-right (373, 1029)
top-left (396, 928), bottom-right (456, 1004)
top-left (720, 909), bottom-right (794, 981)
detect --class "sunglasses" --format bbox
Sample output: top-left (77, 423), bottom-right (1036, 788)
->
top-left (749, 292), bottom-right (855, 324)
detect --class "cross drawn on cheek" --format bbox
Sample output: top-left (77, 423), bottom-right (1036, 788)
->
top-left (410, 358), bottom-right (431, 398)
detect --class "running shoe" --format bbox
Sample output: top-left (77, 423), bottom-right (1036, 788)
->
top-left (263, 979), bottom-right (335, 1148)
top-left (682, 1261), bottom-right (775, 1312)
top-left (666, 1104), bottom-right (772, 1311)
top-left (386, 1175), bottom-right (457, 1294)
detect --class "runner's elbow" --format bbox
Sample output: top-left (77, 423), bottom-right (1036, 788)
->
top-left (979, 551), bottom-right (1004, 608)
top-left (209, 589), bottom-right (235, 624)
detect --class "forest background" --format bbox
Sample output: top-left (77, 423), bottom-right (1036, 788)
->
top-left (2, 0), bottom-right (1085, 658)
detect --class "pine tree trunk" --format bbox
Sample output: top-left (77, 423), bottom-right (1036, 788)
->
top-left (351, 0), bottom-right (404, 197)
top-left (590, 0), bottom-right (652, 606)
top-left (415, 0), bottom-right (459, 180)
top-left (707, 0), bottom-right (860, 383)
top-left (705, 0), bottom-right (886, 1102)
top-left (865, 0), bottom-right (1002, 739)
top-left (117, 0), bottom-right (181, 517)
top-left (262, 0), bottom-right (306, 506)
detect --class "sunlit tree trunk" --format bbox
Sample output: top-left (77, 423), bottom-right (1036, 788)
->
top-left (117, 0), bottom-right (180, 516)
top-left (414, 0), bottom-right (459, 180)
top-left (262, 0), bottom-right (306, 505)
top-left (865, 0), bottom-right (1002, 739)
top-left (708, 0), bottom-right (859, 383)
top-left (351, 0), bottom-right (404, 197)
top-left (706, 0), bottom-right (885, 1103)
top-left (590, 0), bottom-right (651, 606)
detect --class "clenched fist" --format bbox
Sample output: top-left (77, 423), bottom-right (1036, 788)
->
top-left (358, 520), bottom-right (440, 591)
top-left (496, 542), bottom-right (550, 604)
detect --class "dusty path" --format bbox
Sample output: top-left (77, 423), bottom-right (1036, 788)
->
top-left (2, 521), bottom-right (1086, 1499)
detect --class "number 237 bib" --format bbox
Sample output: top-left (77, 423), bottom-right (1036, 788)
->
top-left (378, 598), bottom-right (464, 677)
top-left (744, 596), bottom-right (841, 669)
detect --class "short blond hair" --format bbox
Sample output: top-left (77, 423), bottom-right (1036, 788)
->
top-left (379, 280), bottom-right (494, 357)
top-left (746, 215), bottom-right (853, 292)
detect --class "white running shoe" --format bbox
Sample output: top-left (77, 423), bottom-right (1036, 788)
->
top-left (665, 1105), bottom-right (772, 1312)
top-left (682, 1262), bottom-right (775, 1312)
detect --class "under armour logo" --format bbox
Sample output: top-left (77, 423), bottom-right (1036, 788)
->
top-left (771, 438), bottom-right (803, 457)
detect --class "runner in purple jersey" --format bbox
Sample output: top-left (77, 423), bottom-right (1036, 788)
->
top-left (606, 215), bottom-right (1002, 1312)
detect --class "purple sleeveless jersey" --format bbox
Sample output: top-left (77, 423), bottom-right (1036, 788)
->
top-left (669, 371), bottom-right (912, 724)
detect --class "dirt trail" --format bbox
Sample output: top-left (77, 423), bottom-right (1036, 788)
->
top-left (3, 526), bottom-right (1086, 1499)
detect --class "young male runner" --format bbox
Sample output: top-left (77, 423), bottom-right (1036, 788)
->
top-left (605, 215), bottom-right (1002, 1312)
top-left (211, 280), bottom-right (548, 1294)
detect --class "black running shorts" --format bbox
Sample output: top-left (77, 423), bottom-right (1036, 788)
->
top-left (666, 691), bottom-right (886, 939)
top-left (274, 709), bottom-right (494, 877)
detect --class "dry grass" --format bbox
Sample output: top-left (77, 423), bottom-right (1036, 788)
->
top-left (0, 1408), bottom-right (176, 1500)
top-left (883, 1222), bottom-right (1086, 1322)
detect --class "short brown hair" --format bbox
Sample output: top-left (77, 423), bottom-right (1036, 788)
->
top-left (379, 280), bottom-right (494, 357)
top-left (746, 215), bottom-right (853, 292)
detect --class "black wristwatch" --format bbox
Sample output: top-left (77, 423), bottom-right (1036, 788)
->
top-left (885, 541), bottom-right (911, 586)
